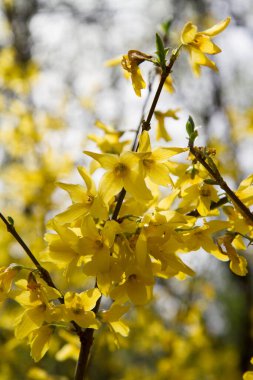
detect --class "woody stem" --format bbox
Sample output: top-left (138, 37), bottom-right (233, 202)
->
top-left (0, 212), bottom-right (82, 336)
top-left (188, 146), bottom-right (253, 225)
top-left (112, 47), bottom-right (181, 221)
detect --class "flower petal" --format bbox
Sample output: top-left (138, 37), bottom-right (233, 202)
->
top-left (181, 22), bottom-right (198, 44)
top-left (138, 131), bottom-right (151, 153)
top-left (84, 151), bottom-right (118, 169)
top-left (99, 171), bottom-right (123, 203)
top-left (29, 325), bottom-right (53, 362)
top-left (197, 35), bottom-right (221, 54)
top-left (80, 288), bottom-right (101, 311)
top-left (123, 171), bottom-right (152, 202)
top-left (202, 17), bottom-right (231, 37)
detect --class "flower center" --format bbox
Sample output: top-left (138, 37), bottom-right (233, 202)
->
top-left (143, 158), bottom-right (154, 169)
top-left (84, 194), bottom-right (94, 205)
top-left (128, 273), bottom-right (137, 282)
top-left (114, 163), bottom-right (128, 177)
top-left (200, 188), bottom-right (211, 197)
top-left (95, 239), bottom-right (104, 248)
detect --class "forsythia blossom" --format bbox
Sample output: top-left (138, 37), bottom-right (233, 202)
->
top-left (181, 17), bottom-right (231, 75)
top-left (121, 50), bottom-right (152, 97)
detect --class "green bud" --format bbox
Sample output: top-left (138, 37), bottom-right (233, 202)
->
top-left (186, 115), bottom-right (195, 136)
top-left (160, 20), bottom-right (172, 36)
top-left (204, 179), bottom-right (218, 185)
top-left (7, 216), bottom-right (14, 226)
top-left (155, 33), bottom-right (168, 71)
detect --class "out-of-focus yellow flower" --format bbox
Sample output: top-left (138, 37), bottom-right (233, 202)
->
top-left (181, 17), bottom-right (231, 76)
top-left (236, 174), bottom-right (253, 207)
top-left (154, 108), bottom-right (180, 141)
top-left (3, 0), bottom-right (14, 8)
top-left (105, 56), bottom-right (123, 67)
top-left (105, 55), bottom-right (131, 80)
top-left (164, 75), bottom-right (175, 93)
top-left (55, 330), bottom-right (79, 362)
top-left (243, 358), bottom-right (253, 380)
top-left (101, 303), bottom-right (130, 337)
top-left (0, 265), bottom-right (19, 302)
top-left (88, 120), bottom-right (130, 154)
top-left (121, 50), bottom-right (152, 97)
top-left (28, 325), bottom-right (54, 362)
top-left (0, 47), bottom-right (39, 93)
top-left (217, 234), bottom-right (248, 276)
top-left (180, 220), bottom-right (231, 261)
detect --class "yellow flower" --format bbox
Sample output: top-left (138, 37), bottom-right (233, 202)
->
top-left (14, 276), bottom-right (61, 340)
top-left (164, 75), bottom-right (175, 93)
top-left (55, 330), bottom-right (79, 361)
top-left (105, 56), bottom-right (123, 67)
top-left (145, 213), bottom-right (195, 277)
top-left (110, 234), bottom-right (154, 305)
top-left (55, 166), bottom-right (108, 224)
top-left (179, 182), bottom-right (219, 216)
top-left (243, 359), bottom-right (253, 380)
top-left (180, 220), bottom-right (231, 261)
top-left (101, 303), bottom-right (130, 337)
top-left (28, 325), bottom-right (54, 362)
top-left (79, 215), bottom-right (119, 277)
top-left (84, 150), bottom-right (152, 203)
top-left (236, 174), bottom-right (253, 207)
top-left (181, 17), bottom-right (231, 76)
top-left (88, 120), bottom-right (130, 154)
top-left (217, 234), bottom-right (248, 276)
top-left (43, 221), bottom-right (85, 274)
top-left (0, 265), bottom-right (19, 302)
top-left (154, 108), bottom-right (180, 141)
top-left (244, 372), bottom-right (253, 380)
top-left (60, 288), bottom-right (101, 329)
top-left (121, 50), bottom-right (152, 97)
top-left (138, 131), bottom-right (187, 186)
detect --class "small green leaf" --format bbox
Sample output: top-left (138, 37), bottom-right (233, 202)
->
top-left (156, 33), bottom-right (164, 55)
top-left (7, 216), bottom-right (14, 226)
top-left (155, 33), bottom-right (167, 71)
top-left (186, 115), bottom-right (195, 136)
top-left (160, 20), bottom-right (172, 36)
top-left (190, 130), bottom-right (198, 144)
top-left (204, 179), bottom-right (218, 185)
top-left (186, 116), bottom-right (198, 145)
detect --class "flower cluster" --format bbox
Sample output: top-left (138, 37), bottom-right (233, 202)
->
top-left (2, 17), bottom-right (252, 375)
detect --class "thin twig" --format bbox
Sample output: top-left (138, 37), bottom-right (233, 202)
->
top-left (74, 293), bottom-right (102, 380)
top-left (0, 212), bottom-right (83, 336)
top-left (112, 47), bottom-right (181, 221)
top-left (188, 146), bottom-right (253, 225)
top-left (112, 72), bottom-right (155, 221)
top-left (131, 70), bottom-right (156, 151)
top-left (0, 213), bottom-right (59, 289)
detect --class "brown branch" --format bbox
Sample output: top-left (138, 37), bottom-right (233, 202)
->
top-left (74, 293), bottom-right (102, 380)
top-left (131, 70), bottom-right (155, 151)
top-left (112, 72), bottom-right (155, 221)
top-left (112, 47), bottom-right (181, 221)
top-left (188, 146), bottom-right (253, 225)
top-left (0, 212), bottom-right (83, 336)
top-left (0, 213), bottom-right (59, 289)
